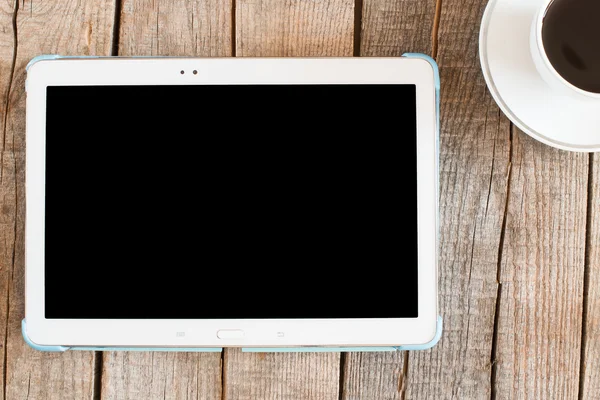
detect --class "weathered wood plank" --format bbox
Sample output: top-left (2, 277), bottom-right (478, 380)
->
top-left (101, 352), bottom-right (222, 400)
top-left (0, 0), bottom-right (17, 397)
top-left (581, 154), bottom-right (599, 400)
top-left (236, 0), bottom-right (354, 56)
top-left (403, 0), bottom-right (512, 398)
top-left (341, 1), bottom-right (434, 398)
top-left (119, 0), bottom-right (232, 56)
top-left (341, 352), bottom-right (407, 400)
top-left (2, 0), bottom-right (114, 399)
top-left (224, 349), bottom-right (340, 400)
top-left (225, 1), bottom-right (353, 398)
top-left (493, 132), bottom-right (588, 399)
top-left (360, 0), bottom-right (435, 56)
top-left (99, 2), bottom-right (231, 399)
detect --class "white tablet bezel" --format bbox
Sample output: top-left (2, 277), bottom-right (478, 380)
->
top-left (26, 57), bottom-right (438, 348)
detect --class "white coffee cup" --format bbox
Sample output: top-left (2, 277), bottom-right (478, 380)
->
top-left (530, 0), bottom-right (600, 100)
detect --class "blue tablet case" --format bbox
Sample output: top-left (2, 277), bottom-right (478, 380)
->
top-left (23, 53), bottom-right (441, 353)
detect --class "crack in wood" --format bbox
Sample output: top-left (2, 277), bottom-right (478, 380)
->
top-left (432, 0), bottom-right (443, 58)
top-left (399, 352), bottom-right (409, 400)
top-left (578, 153), bottom-right (594, 400)
top-left (1, 0), bottom-right (19, 182)
top-left (490, 124), bottom-right (513, 400)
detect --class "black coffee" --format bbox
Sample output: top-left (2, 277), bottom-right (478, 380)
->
top-left (542, 0), bottom-right (600, 93)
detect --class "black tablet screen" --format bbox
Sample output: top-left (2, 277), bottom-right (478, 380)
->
top-left (44, 85), bottom-right (418, 318)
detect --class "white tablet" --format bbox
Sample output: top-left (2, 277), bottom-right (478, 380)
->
top-left (25, 57), bottom-right (439, 348)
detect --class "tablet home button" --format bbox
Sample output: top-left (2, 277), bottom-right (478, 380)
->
top-left (217, 329), bottom-right (245, 339)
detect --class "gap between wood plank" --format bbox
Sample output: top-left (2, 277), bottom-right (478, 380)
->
top-left (93, 352), bottom-right (103, 400)
top-left (490, 123), bottom-right (514, 400)
top-left (221, 349), bottom-right (227, 400)
top-left (337, 352), bottom-right (346, 400)
top-left (399, 352), bottom-right (409, 400)
top-left (341, 3), bottom-right (364, 396)
top-left (432, 0), bottom-right (442, 59)
top-left (353, 0), bottom-right (363, 56)
top-left (110, 0), bottom-right (122, 56)
top-left (90, 3), bottom-right (124, 398)
top-left (231, 0), bottom-right (236, 57)
top-left (578, 152), bottom-right (595, 400)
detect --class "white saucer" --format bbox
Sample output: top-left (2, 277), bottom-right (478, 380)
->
top-left (479, 0), bottom-right (600, 152)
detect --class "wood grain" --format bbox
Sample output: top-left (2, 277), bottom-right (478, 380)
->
top-left (493, 131), bottom-right (588, 399)
top-left (101, 352), bottom-right (222, 400)
top-left (341, 352), bottom-right (407, 400)
top-left (236, 0), bottom-right (354, 56)
top-left (99, 2), bottom-right (232, 399)
top-left (581, 154), bottom-right (600, 400)
top-left (223, 349), bottom-right (340, 400)
top-left (5, 351), bottom-right (96, 400)
top-left (119, 0), bottom-right (232, 56)
top-left (1, 1), bottom-right (114, 399)
top-left (1, 1), bottom-right (594, 399)
top-left (0, 0), bottom-right (17, 397)
top-left (340, 1), bottom-right (434, 398)
top-left (360, 0), bottom-right (436, 56)
top-left (402, 0), bottom-right (512, 398)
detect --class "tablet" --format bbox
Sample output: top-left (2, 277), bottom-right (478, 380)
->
top-left (25, 57), bottom-right (439, 348)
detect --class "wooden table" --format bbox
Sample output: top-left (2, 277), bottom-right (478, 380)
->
top-left (1, 0), bottom-right (598, 398)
